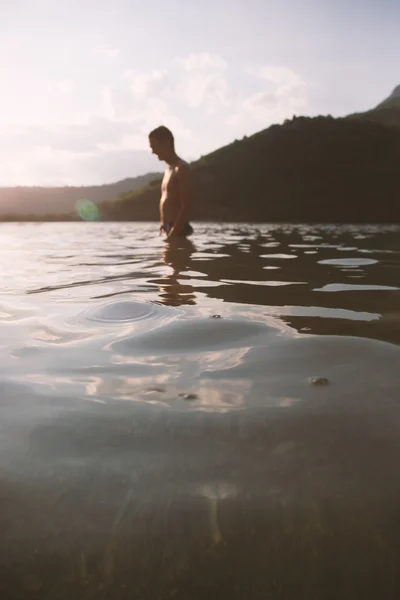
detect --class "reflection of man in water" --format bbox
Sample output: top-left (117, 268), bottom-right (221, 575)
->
top-left (158, 238), bottom-right (196, 306)
top-left (148, 126), bottom-right (193, 241)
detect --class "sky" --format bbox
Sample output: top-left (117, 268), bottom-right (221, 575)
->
top-left (1, 0), bottom-right (399, 186)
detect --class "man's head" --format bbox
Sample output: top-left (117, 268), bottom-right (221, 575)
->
top-left (149, 126), bottom-right (175, 161)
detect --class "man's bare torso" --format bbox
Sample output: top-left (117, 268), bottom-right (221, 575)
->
top-left (159, 158), bottom-right (190, 226)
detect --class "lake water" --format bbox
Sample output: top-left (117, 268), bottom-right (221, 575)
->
top-left (1, 222), bottom-right (400, 599)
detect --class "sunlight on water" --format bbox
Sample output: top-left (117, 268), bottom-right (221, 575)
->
top-left (0, 222), bottom-right (399, 599)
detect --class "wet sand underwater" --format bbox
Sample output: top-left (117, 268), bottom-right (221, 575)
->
top-left (0, 222), bottom-right (399, 599)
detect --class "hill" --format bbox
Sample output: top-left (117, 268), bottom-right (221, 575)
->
top-left (346, 84), bottom-right (400, 129)
top-left (3, 83), bottom-right (400, 224)
top-left (101, 114), bottom-right (400, 223)
top-left (0, 173), bottom-right (161, 218)
top-left (376, 84), bottom-right (400, 110)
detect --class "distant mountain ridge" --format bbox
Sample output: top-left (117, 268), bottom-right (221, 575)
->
top-left (2, 84), bottom-right (400, 223)
top-left (376, 84), bottom-right (400, 109)
top-left (0, 173), bottom-right (161, 217)
top-left (347, 83), bottom-right (400, 128)
top-left (99, 112), bottom-right (400, 224)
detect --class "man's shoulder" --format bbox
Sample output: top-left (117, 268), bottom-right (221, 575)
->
top-left (175, 159), bottom-right (191, 173)
top-left (175, 161), bottom-right (192, 185)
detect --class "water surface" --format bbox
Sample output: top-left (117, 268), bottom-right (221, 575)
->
top-left (1, 222), bottom-right (399, 599)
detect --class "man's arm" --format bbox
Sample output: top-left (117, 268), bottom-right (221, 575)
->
top-left (159, 177), bottom-right (165, 234)
top-left (159, 196), bottom-right (164, 235)
top-left (167, 164), bottom-right (192, 238)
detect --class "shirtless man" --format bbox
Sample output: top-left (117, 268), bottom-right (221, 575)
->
top-left (148, 126), bottom-right (193, 240)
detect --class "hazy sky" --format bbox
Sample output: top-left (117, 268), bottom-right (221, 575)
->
top-left (1, 0), bottom-right (399, 186)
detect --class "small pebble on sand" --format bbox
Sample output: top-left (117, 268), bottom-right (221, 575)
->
top-left (308, 376), bottom-right (330, 386)
top-left (179, 393), bottom-right (198, 401)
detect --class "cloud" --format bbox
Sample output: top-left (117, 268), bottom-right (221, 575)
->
top-left (0, 112), bottom-right (163, 186)
top-left (95, 47), bottom-right (120, 58)
top-left (104, 85), bottom-right (192, 143)
top-left (123, 69), bottom-right (167, 98)
top-left (0, 53), bottom-right (308, 185)
top-left (177, 71), bottom-right (228, 111)
top-left (226, 65), bottom-right (307, 127)
top-left (1, 135), bottom-right (159, 187)
top-left (55, 79), bottom-right (75, 94)
top-left (173, 52), bottom-right (229, 113)
top-left (110, 55), bottom-right (229, 129)
top-left (181, 53), bottom-right (228, 71)
top-left (253, 66), bottom-right (305, 87)
top-left (68, 149), bottom-right (159, 185)
top-left (97, 134), bottom-right (146, 153)
top-left (100, 86), bottom-right (116, 120)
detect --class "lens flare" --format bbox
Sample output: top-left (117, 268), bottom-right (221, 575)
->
top-left (75, 199), bottom-right (99, 221)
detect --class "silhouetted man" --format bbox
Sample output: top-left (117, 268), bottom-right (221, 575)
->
top-left (149, 126), bottom-right (193, 240)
